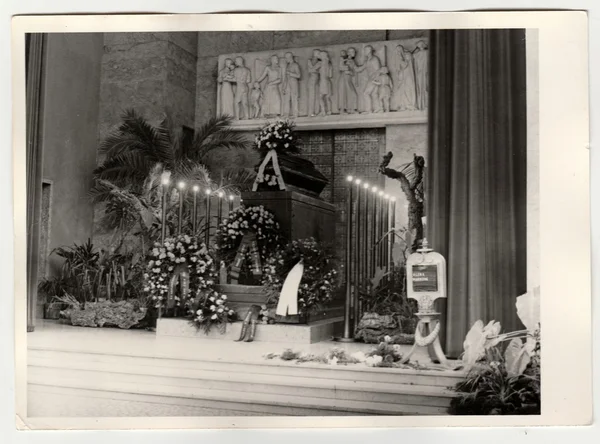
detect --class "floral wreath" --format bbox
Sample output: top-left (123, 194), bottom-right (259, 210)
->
top-left (143, 234), bottom-right (216, 309)
top-left (215, 205), bottom-right (283, 273)
top-left (190, 289), bottom-right (236, 333)
top-left (262, 238), bottom-right (340, 315)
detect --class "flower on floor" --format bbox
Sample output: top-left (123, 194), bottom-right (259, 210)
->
top-left (365, 335), bottom-right (405, 367)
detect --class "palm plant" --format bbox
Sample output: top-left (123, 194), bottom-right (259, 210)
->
top-left (90, 109), bottom-right (256, 246)
top-left (94, 109), bottom-right (252, 195)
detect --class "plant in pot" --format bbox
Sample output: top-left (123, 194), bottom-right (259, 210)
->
top-left (252, 120), bottom-right (328, 197)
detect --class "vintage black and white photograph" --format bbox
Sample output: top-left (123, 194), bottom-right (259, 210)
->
top-left (12, 12), bottom-right (590, 429)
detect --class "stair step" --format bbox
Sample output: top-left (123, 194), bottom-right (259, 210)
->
top-left (28, 384), bottom-right (364, 416)
top-left (28, 359), bottom-right (454, 407)
top-left (29, 348), bottom-right (464, 388)
top-left (28, 370), bottom-right (448, 416)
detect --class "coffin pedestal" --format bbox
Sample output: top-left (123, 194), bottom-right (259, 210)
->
top-left (240, 191), bottom-right (336, 243)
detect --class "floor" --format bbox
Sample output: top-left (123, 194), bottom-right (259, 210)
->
top-left (28, 320), bottom-right (437, 365)
top-left (26, 320), bottom-right (458, 418)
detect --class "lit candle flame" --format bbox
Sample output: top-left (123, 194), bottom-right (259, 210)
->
top-left (192, 185), bottom-right (199, 192)
top-left (346, 175), bottom-right (354, 182)
top-left (177, 181), bottom-right (186, 189)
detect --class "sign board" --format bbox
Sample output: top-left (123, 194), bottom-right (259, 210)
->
top-left (412, 265), bottom-right (438, 292)
top-left (406, 247), bottom-right (447, 312)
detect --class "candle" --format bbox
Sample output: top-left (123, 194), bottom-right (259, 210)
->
top-left (161, 177), bottom-right (170, 244)
top-left (192, 185), bottom-right (199, 234)
top-left (177, 181), bottom-right (186, 235)
top-left (389, 197), bottom-right (396, 286)
top-left (362, 182), bottom-right (370, 296)
top-left (383, 194), bottom-right (390, 277)
top-left (228, 194), bottom-right (234, 213)
top-left (370, 186), bottom-right (378, 276)
top-left (217, 191), bottom-right (224, 233)
top-left (353, 178), bottom-right (362, 325)
top-left (204, 189), bottom-right (211, 246)
top-left (342, 175), bottom-right (354, 340)
top-left (378, 190), bottom-right (385, 268)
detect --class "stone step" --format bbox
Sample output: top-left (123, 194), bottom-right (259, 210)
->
top-left (28, 358), bottom-right (455, 407)
top-left (28, 368), bottom-right (448, 416)
top-left (28, 385), bottom-right (359, 417)
top-left (157, 317), bottom-right (344, 343)
top-left (29, 348), bottom-right (464, 388)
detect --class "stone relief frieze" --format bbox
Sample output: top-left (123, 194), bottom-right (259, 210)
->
top-left (216, 38), bottom-right (428, 123)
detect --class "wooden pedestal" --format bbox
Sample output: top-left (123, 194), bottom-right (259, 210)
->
top-left (240, 191), bottom-right (336, 243)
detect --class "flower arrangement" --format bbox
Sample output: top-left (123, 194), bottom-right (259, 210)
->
top-left (215, 205), bottom-right (283, 284)
top-left (253, 120), bottom-right (300, 156)
top-left (143, 234), bottom-right (215, 309)
top-left (262, 237), bottom-right (340, 315)
top-left (190, 289), bottom-right (237, 334)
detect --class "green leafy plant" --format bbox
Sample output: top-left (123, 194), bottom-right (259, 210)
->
top-left (450, 287), bottom-right (541, 415)
top-left (38, 239), bottom-right (147, 306)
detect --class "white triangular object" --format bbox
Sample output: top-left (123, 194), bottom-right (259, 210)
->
top-left (276, 259), bottom-right (304, 317)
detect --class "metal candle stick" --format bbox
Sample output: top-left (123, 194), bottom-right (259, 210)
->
top-left (204, 189), bottom-right (211, 246)
top-left (177, 182), bottom-right (186, 235)
top-left (378, 190), bottom-right (385, 268)
top-left (383, 194), bottom-right (390, 275)
top-left (389, 197), bottom-right (396, 283)
top-left (370, 186), bottom-right (378, 275)
top-left (160, 178), bottom-right (170, 244)
top-left (362, 182), bottom-right (370, 293)
top-left (228, 195), bottom-right (234, 213)
top-left (217, 192), bottom-right (224, 232)
top-left (353, 178), bottom-right (362, 325)
top-left (192, 185), bottom-right (199, 234)
top-left (341, 175), bottom-right (355, 341)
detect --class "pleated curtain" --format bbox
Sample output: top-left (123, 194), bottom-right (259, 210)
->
top-left (427, 29), bottom-right (528, 357)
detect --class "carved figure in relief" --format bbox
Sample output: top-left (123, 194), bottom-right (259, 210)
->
top-left (337, 49), bottom-right (358, 114)
top-left (307, 49), bottom-right (322, 117)
top-left (412, 40), bottom-right (429, 110)
top-left (233, 56), bottom-right (252, 120)
top-left (256, 55), bottom-right (282, 117)
top-left (317, 50), bottom-right (333, 116)
top-left (354, 45), bottom-right (383, 113)
top-left (392, 44), bottom-right (417, 111)
top-left (250, 82), bottom-right (263, 119)
top-left (281, 52), bottom-right (301, 118)
top-left (217, 58), bottom-right (236, 117)
top-left (373, 66), bottom-right (393, 113)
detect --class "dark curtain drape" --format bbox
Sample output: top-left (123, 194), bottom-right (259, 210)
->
top-left (427, 29), bottom-right (528, 357)
top-left (26, 34), bottom-right (46, 331)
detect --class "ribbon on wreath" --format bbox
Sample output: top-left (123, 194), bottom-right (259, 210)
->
top-left (167, 263), bottom-right (190, 309)
top-left (252, 149), bottom-right (286, 191)
top-left (230, 232), bottom-right (263, 284)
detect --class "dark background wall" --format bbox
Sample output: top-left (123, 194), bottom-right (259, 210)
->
top-left (40, 33), bottom-right (104, 276)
